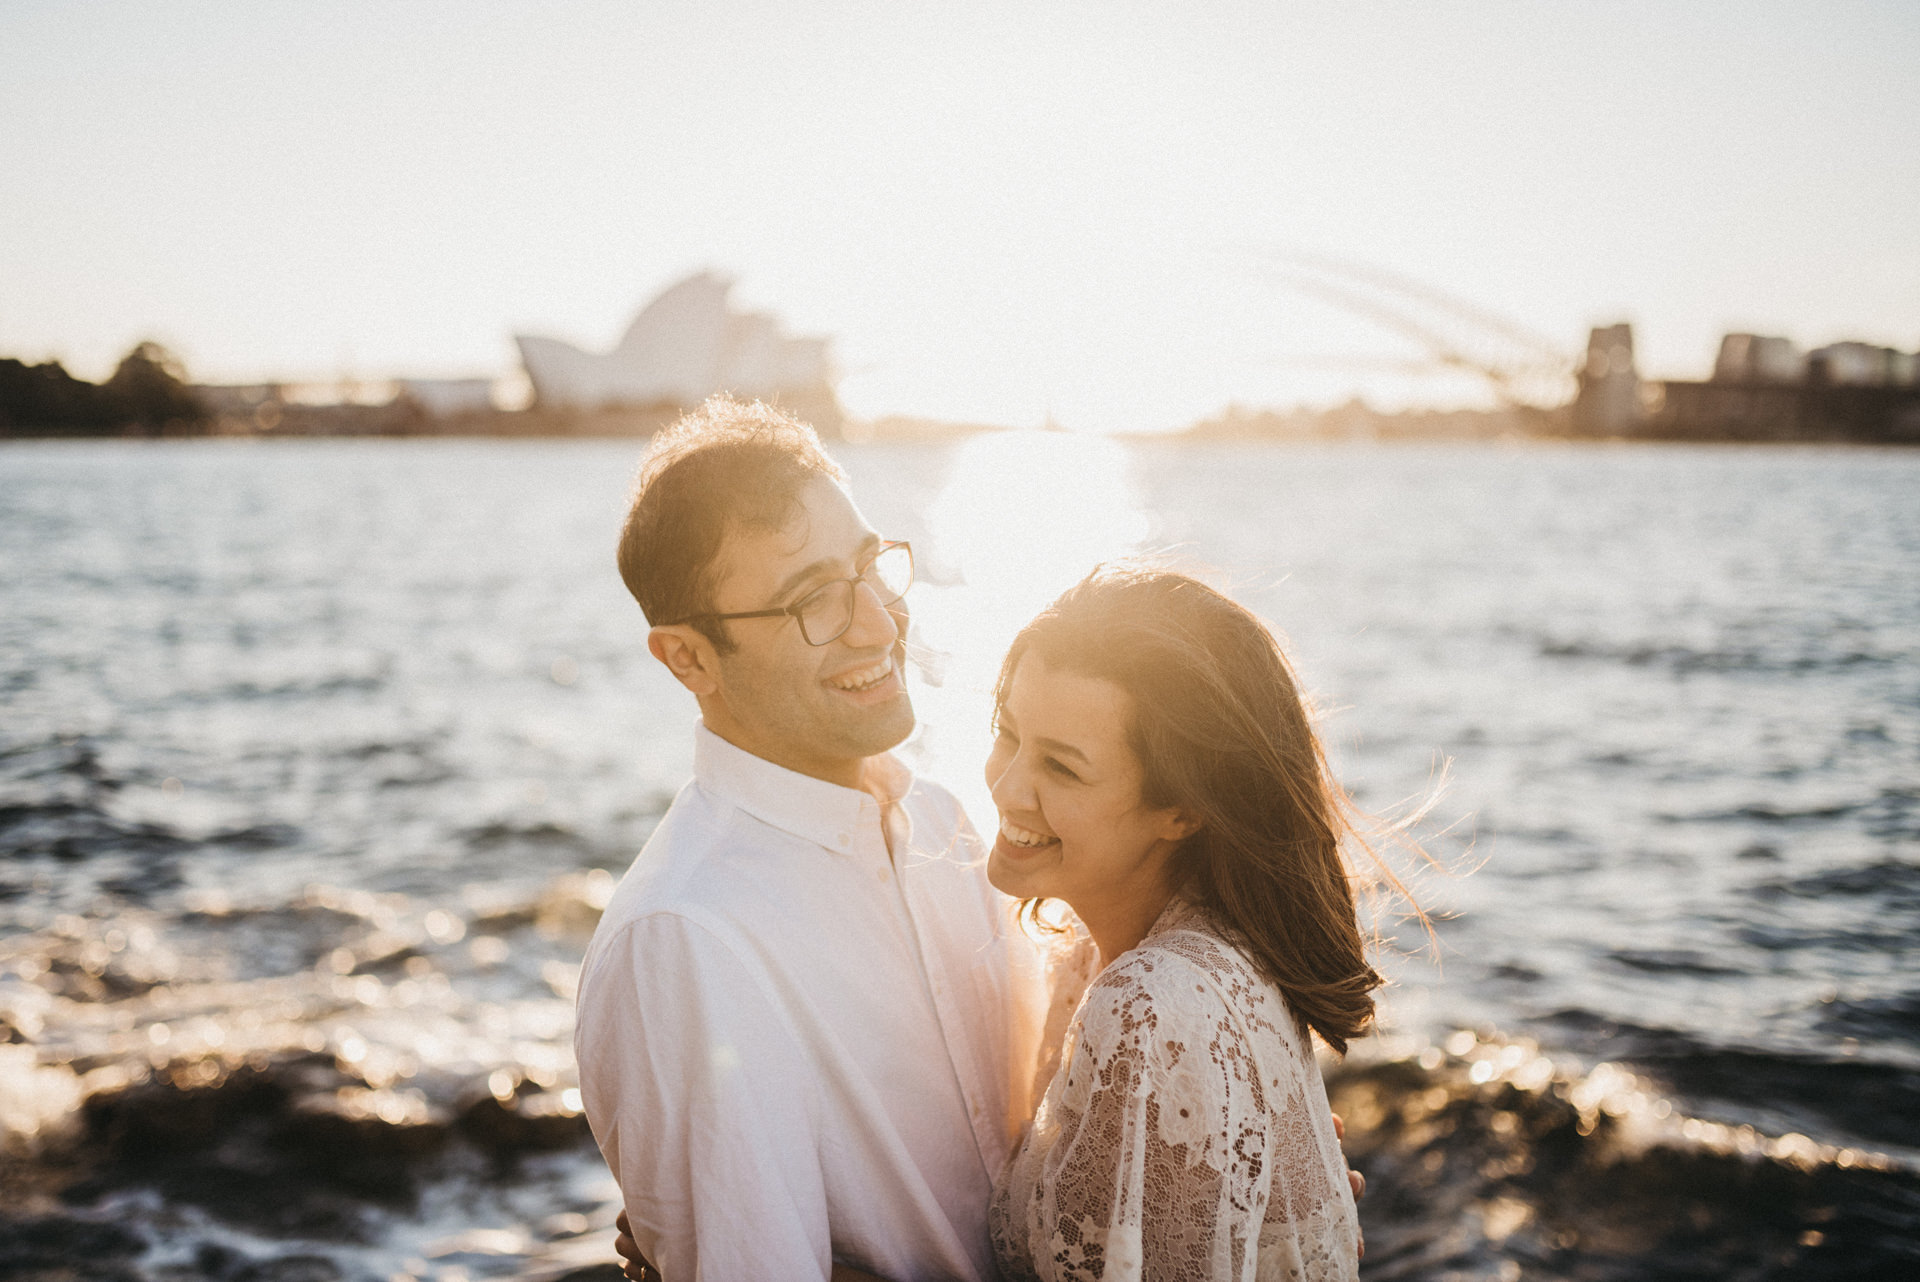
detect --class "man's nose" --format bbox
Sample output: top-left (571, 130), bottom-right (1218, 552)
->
top-left (840, 578), bottom-right (902, 649)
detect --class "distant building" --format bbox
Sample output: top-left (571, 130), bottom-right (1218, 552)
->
top-left (1713, 334), bottom-right (1805, 383)
top-left (1808, 341), bottom-right (1919, 387)
top-left (513, 273), bottom-right (835, 415)
top-left (397, 378), bottom-right (497, 417)
top-left (1571, 323), bottom-right (1643, 435)
top-left (1647, 330), bottom-right (1920, 443)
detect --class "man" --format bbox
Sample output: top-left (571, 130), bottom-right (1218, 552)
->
top-left (575, 397), bottom-right (1044, 1281)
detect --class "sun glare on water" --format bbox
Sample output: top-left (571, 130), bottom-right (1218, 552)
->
top-left (905, 430), bottom-right (1151, 836)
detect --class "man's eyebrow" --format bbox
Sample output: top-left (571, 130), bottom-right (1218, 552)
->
top-left (770, 557), bottom-right (837, 603)
top-left (771, 535), bottom-right (880, 602)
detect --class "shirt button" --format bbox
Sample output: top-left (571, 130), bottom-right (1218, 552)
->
top-left (876, 868), bottom-right (891, 883)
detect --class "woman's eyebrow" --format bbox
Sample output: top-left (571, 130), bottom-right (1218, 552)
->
top-left (1031, 735), bottom-right (1090, 764)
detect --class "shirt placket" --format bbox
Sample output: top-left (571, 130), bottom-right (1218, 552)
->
top-left (887, 805), bottom-right (1003, 1181)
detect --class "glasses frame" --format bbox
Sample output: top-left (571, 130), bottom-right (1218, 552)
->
top-left (665, 540), bottom-right (913, 647)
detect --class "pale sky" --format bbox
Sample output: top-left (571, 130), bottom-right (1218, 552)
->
top-left (3, 0), bottom-right (1916, 432)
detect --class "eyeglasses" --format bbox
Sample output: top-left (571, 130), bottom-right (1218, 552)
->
top-left (667, 541), bottom-right (913, 646)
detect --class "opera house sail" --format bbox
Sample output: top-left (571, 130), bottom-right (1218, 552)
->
top-left (513, 273), bottom-right (836, 425)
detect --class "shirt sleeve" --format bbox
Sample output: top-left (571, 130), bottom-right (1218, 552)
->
top-left (576, 911), bottom-right (831, 1282)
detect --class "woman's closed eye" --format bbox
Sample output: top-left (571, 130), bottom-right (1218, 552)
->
top-left (1042, 757), bottom-right (1082, 783)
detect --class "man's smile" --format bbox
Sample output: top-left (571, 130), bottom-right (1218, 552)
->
top-left (825, 653), bottom-right (901, 699)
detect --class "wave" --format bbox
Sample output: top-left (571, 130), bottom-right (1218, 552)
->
top-left (1537, 636), bottom-right (1901, 677)
top-left (1604, 948), bottom-right (1744, 977)
top-left (1749, 858), bottom-right (1920, 908)
top-left (0, 799), bottom-right (297, 866)
top-left (1817, 991), bottom-right (1920, 1042)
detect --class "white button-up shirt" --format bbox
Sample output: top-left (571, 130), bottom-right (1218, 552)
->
top-left (576, 724), bottom-right (1041, 1282)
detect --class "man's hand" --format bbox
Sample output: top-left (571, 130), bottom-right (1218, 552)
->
top-left (614, 1211), bottom-right (656, 1282)
top-left (1331, 1113), bottom-right (1365, 1261)
top-left (613, 1212), bottom-right (891, 1282)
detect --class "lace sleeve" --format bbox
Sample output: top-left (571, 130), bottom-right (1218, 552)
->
top-left (991, 928), bottom-right (1359, 1282)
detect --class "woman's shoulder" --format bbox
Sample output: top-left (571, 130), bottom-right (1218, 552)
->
top-left (1085, 907), bottom-right (1252, 1017)
top-left (1083, 902), bottom-right (1296, 1050)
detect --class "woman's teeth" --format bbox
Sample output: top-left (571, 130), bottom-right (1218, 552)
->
top-left (999, 818), bottom-right (1057, 848)
top-left (829, 659), bottom-right (893, 692)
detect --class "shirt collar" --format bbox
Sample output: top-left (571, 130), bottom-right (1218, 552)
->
top-left (692, 721), bottom-right (913, 856)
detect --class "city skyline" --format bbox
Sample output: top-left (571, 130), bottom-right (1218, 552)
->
top-left (3, 0), bottom-right (1916, 433)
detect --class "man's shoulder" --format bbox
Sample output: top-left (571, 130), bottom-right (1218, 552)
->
top-left (584, 785), bottom-right (757, 950)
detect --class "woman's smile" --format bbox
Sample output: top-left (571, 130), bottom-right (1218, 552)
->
top-left (994, 815), bottom-right (1060, 856)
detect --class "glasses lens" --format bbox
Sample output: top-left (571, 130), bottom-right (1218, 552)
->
top-left (794, 579), bottom-right (854, 646)
top-left (792, 544), bottom-right (913, 646)
top-left (865, 543), bottom-right (913, 604)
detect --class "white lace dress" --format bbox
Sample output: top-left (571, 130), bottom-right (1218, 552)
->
top-left (989, 900), bottom-right (1360, 1282)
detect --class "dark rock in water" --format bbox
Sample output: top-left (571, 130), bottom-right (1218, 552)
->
top-left (275, 1102), bottom-right (451, 1201)
top-left (1530, 1008), bottom-right (1920, 1151)
top-left (81, 1062), bottom-right (292, 1162)
top-left (231, 1254), bottom-right (346, 1282)
top-left (191, 1242), bottom-right (250, 1278)
top-left (1328, 1051), bottom-right (1920, 1281)
top-left (65, 1058), bottom-right (431, 1235)
top-left (0, 1215), bottom-right (146, 1279)
top-left (23, 1048), bottom-right (603, 1259)
top-left (181, 1243), bottom-right (346, 1282)
top-left (458, 1091), bottom-right (593, 1155)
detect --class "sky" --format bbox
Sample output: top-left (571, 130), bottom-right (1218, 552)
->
top-left (2, 0), bottom-right (1916, 432)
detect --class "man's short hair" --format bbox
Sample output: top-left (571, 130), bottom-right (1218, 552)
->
top-left (617, 395), bottom-right (847, 653)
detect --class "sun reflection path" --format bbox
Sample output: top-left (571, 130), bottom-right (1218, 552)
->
top-left (905, 431), bottom-right (1152, 835)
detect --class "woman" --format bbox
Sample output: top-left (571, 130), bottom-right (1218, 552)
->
top-left (984, 563), bottom-right (1381, 1282)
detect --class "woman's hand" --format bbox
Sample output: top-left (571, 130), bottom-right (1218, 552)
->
top-left (1331, 1112), bottom-right (1366, 1201)
top-left (1331, 1113), bottom-right (1365, 1260)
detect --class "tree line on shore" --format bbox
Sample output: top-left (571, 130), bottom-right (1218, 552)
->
top-left (0, 343), bottom-right (208, 437)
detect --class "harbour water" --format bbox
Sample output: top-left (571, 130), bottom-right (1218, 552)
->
top-left (2, 437), bottom-right (1916, 1279)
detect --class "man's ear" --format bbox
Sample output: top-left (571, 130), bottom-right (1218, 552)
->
top-left (648, 625), bottom-right (722, 697)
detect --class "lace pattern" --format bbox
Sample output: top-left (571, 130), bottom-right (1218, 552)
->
top-left (990, 901), bottom-right (1359, 1281)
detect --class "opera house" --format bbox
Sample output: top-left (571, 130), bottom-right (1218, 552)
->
top-left (513, 273), bottom-right (837, 424)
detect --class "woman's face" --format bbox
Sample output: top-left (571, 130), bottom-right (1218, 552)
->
top-left (984, 652), bottom-right (1194, 921)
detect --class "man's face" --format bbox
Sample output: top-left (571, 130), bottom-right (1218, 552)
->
top-left (699, 476), bottom-right (914, 786)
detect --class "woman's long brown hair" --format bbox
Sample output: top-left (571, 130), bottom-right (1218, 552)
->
top-left (997, 563), bottom-right (1416, 1055)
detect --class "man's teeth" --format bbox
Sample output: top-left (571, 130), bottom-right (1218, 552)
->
top-left (829, 659), bottom-right (894, 692)
top-left (999, 818), bottom-right (1057, 848)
